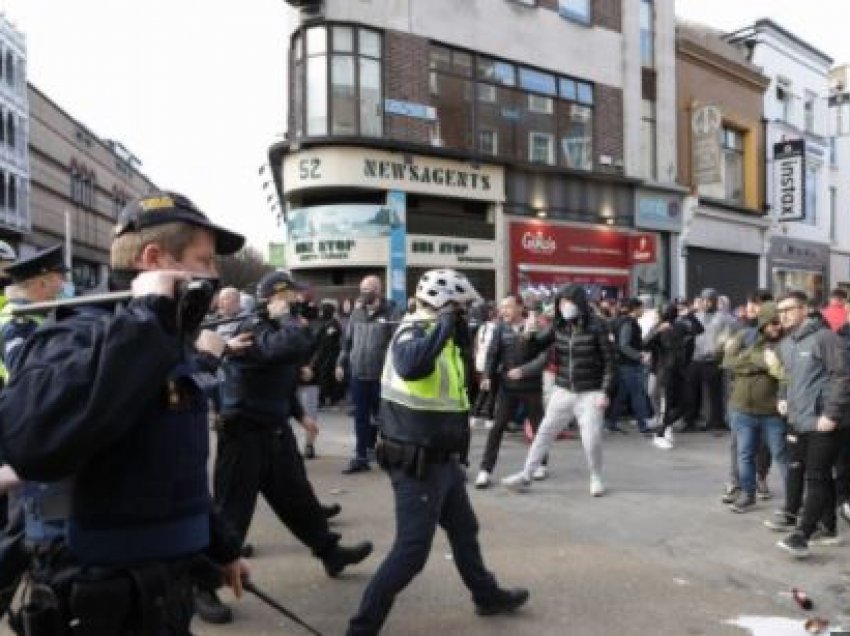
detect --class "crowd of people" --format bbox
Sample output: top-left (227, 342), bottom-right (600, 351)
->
top-left (0, 189), bottom-right (849, 634)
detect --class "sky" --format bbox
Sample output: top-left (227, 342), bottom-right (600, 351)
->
top-left (0, 1), bottom-right (847, 256)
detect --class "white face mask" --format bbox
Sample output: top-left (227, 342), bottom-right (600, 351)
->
top-left (559, 301), bottom-right (579, 320)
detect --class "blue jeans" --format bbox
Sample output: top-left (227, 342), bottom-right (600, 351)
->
top-left (731, 410), bottom-right (788, 497)
top-left (351, 379), bottom-right (381, 462)
top-left (608, 364), bottom-right (650, 431)
top-left (347, 461), bottom-right (498, 635)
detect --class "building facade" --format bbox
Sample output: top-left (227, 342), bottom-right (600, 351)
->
top-left (273, 0), bottom-right (680, 303)
top-left (675, 22), bottom-right (770, 306)
top-left (728, 19), bottom-right (833, 305)
top-left (27, 85), bottom-right (156, 291)
top-left (829, 64), bottom-right (850, 291)
top-left (0, 16), bottom-right (29, 250)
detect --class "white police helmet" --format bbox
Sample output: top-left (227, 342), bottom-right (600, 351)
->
top-left (415, 269), bottom-right (481, 309)
top-left (0, 240), bottom-right (16, 262)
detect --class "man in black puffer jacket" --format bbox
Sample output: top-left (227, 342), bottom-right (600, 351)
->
top-left (502, 284), bottom-right (615, 496)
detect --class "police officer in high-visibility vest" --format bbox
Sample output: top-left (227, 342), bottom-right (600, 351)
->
top-left (347, 269), bottom-right (529, 636)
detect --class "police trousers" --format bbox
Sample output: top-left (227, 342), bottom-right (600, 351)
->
top-left (347, 459), bottom-right (498, 636)
top-left (213, 416), bottom-right (338, 560)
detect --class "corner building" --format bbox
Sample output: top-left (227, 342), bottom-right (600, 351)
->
top-left (273, 0), bottom-right (681, 303)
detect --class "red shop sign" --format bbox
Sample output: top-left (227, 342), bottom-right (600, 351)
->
top-left (510, 221), bottom-right (656, 268)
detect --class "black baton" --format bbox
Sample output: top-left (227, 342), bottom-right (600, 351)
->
top-left (243, 580), bottom-right (323, 636)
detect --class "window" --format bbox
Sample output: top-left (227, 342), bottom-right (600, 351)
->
top-left (830, 186), bottom-right (837, 242)
top-left (560, 103), bottom-right (592, 170)
top-left (8, 176), bottom-right (16, 212)
top-left (477, 57), bottom-right (515, 86)
top-left (477, 83), bottom-right (496, 103)
top-left (529, 132), bottom-right (554, 164)
top-left (6, 114), bottom-right (14, 150)
top-left (559, 0), bottom-right (590, 23)
top-left (805, 164), bottom-right (818, 225)
top-left (295, 24), bottom-right (383, 139)
top-left (777, 78), bottom-right (793, 123)
top-left (640, 99), bottom-right (657, 179)
top-left (804, 91), bottom-right (816, 134)
top-left (5, 52), bottom-right (13, 87)
top-left (640, 0), bottom-right (654, 67)
top-left (831, 137), bottom-right (838, 166)
top-left (528, 94), bottom-right (553, 114)
top-left (518, 67), bottom-right (557, 95)
top-left (722, 127), bottom-right (744, 204)
top-left (0, 170), bottom-right (5, 208)
top-left (479, 129), bottom-right (498, 156)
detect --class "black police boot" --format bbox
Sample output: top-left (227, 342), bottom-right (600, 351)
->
top-left (475, 587), bottom-right (530, 616)
top-left (194, 588), bottom-right (233, 624)
top-left (322, 503), bottom-right (342, 519)
top-left (323, 541), bottom-right (374, 578)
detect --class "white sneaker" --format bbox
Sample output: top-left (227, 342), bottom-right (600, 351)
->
top-left (653, 436), bottom-right (673, 450)
top-left (469, 417), bottom-right (483, 429)
top-left (532, 465), bottom-right (549, 481)
top-left (664, 427), bottom-right (675, 443)
top-left (590, 474), bottom-right (606, 497)
top-left (501, 472), bottom-right (531, 492)
top-left (484, 419), bottom-right (495, 430)
top-left (474, 470), bottom-right (491, 489)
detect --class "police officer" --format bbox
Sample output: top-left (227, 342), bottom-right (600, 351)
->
top-left (0, 244), bottom-right (67, 618)
top-left (201, 268), bottom-right (374, 624)
top-left (347, 269), bottom-right (529, 636)
top-left (0, 239), bottom-right (17, 312)
top-left (0, 191), bottom-right (248, 634)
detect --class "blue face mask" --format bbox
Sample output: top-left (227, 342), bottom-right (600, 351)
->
top-left (58, 280), bottom-right (75, 299)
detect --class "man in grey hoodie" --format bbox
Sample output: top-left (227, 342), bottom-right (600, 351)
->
top-left (769, 291), bottom-right (850, 558)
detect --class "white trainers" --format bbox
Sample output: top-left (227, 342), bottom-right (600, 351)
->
top-left (474, 470), bottom-right (491, 489)
top-left (532, 465), bottom-right (549, 481)
top-left (653, 436), bottom-right (673, 450)
top-left (469, 417), bottom-right (483, 429)
top-left (501, 472), bottom-right (531, 492)
top-left (664, 427), bottom-right (675, 443)
top-left (590, 474), bottom-right (606, 497)
top-left (484, 419), bottom-right (495, 430)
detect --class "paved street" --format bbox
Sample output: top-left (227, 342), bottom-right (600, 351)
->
top-left (191, 411), bottom-right (850, 636)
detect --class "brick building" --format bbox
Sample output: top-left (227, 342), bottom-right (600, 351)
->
top-left (272, 0), bottom-right (681, 303)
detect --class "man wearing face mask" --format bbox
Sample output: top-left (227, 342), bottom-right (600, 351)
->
top-left (502, 284), bottom-right (615, 496)
top-left (315, 301), bottom-right (344, 410)
top-left (202, 269), bottom-right (374, 622)
top-left (336, 274), bottom-right (398, 473)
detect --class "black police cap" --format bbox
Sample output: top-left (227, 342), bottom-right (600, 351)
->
top-left (257, 270), bottom-right (306, 300)
top-left (6, 244), bottom-right (68, 283)
top-left (115, 191), bottom-right (245, 256)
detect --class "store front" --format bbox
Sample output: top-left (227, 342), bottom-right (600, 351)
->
top-left (768, 236), bottom-right (829, 306)
top-left (279, 146), bottom-right (503, 302)
top-left (508, 218), bottom-right (659, 302)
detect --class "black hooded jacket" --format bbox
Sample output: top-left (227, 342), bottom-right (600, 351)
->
top-left (528, 284), bottom-right (615, 394)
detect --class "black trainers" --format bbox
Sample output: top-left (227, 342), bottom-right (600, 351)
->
top-left (240, 542), bottom-right (254, 558)
top-left (323, 541), bottom-right (374, 578)
top-left (777, 531), bottom-right (810, 558)
top-left (322, 502), bottom-right (342, 519)
top-left (729, 493), bottom-right (756, 514)
top-left (194, 588), bottom-right (233, 624)
top-left (342, 459), bottom-right (370, 474)
top-left (721, 485), bottom-right (740, 504)
top-left (764, 511), bottom-right (796, 532)
top-left (475, 587), bottom-right (530, 616)
top-left (304, 442), bottom-right (316, 459)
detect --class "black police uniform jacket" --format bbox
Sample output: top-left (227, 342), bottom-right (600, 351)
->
top-left (220, 314), bottom-right (312, 425)
top-left (0, 295), bottom-right (240, 568)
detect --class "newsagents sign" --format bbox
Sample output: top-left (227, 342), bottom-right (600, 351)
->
top-left (773, 140), bottom-right (805, 222)
top-left (282, 147), bottom-right (504, 202)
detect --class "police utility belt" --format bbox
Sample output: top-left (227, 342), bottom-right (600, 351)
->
top-left (376, 438), bottom-right (462, 480)
top-left (13, 556), bottom-right (199, 636)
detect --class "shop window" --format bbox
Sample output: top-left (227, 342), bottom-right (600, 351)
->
top-left (640, 99), bottom-right (657, 179)
top-left (479, 129), bottom-right (498, 156)
top-left (640, 0), bottom-right (655, 68)
top-left (559, 0), bottom-right (590, 24)
top-left (529, 132), bottom-right (554, 164)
